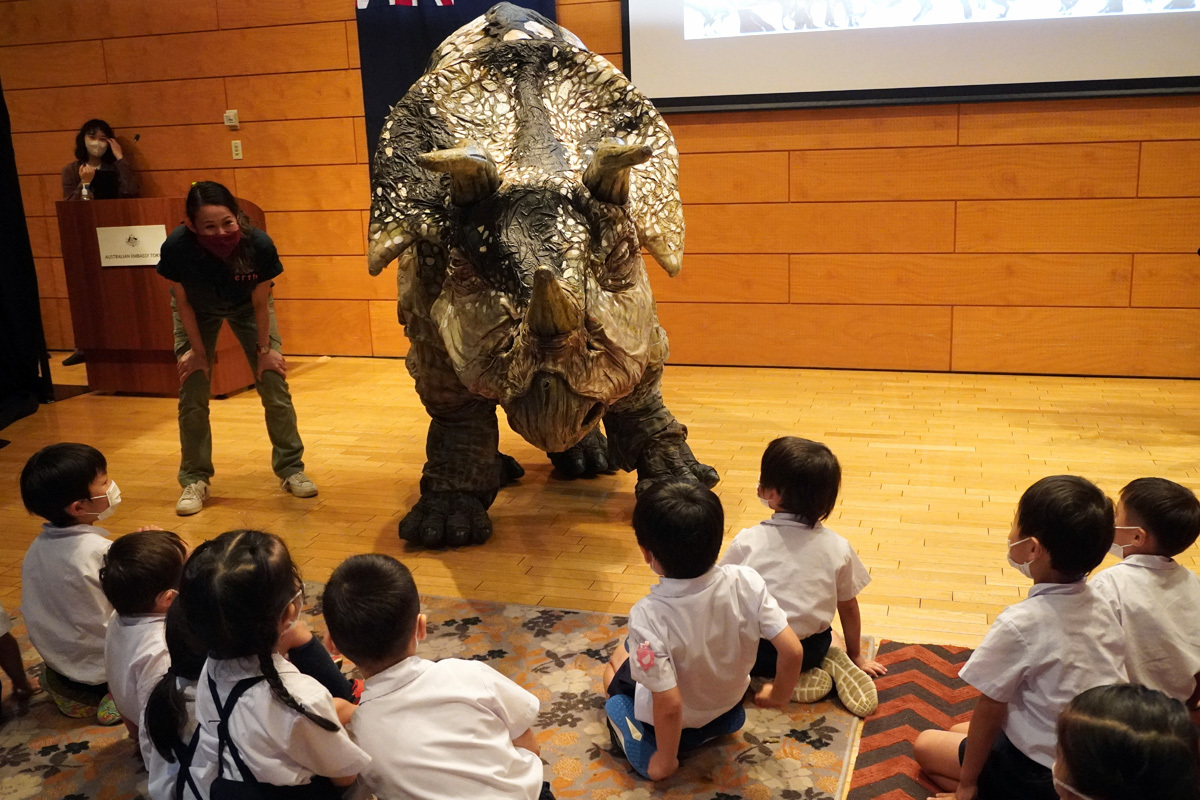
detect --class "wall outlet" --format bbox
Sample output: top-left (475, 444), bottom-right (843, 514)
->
top-left (231, 140), bottom-right (243, 160)
top-left (223, 109), bottom-right (239, 129)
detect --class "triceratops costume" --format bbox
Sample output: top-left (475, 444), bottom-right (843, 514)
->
top-left (368, 3), bottom-right (718, 548)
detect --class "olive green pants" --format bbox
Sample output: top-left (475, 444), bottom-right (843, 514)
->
top-left (171, 293), bottom-right (305, 487)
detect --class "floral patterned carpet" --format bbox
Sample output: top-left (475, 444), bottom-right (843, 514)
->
top-left (0, 589), bottom-right (864, 799)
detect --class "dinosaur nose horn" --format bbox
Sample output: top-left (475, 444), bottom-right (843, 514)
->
top-left (527, 267), bottom-right (582, 337)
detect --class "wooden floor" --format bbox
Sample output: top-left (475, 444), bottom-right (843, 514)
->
top-left (2, 354), bottom-right (1198, 648)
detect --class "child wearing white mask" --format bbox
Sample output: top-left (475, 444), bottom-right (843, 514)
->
top-left (1089, 478), bottom-right (1200, 721)
top-left (912, 475), bottom-right (1127, 800)
top-left (19, 442), bottom-right (127, 724)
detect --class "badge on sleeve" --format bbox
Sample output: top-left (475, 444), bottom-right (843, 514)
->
top-left (635, 641), bottom-right (656, 670)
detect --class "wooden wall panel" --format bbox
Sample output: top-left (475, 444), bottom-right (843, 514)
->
top-left (368, 300), bottom-right (411, 358)
top-left (0, 41), bottom-right (105, 90)
top-left (952, 308), bottom-right (1200, 377)
top-left (789, 255), bottom-right (1132, 306)
top-left (0, 0), bottom-right (216, 46)
top-left (960, 96), bottom-right (1200, 145)
top-left (957, 199), bottom-right (1200, 253)
top-left (648, 255), bottom-right (789, 303)
top-left (6, 79), bottom-right (227, 133)
top-left (103, 23), bottom-right (349, 83)
top-left (215, 0), bottom-right (352, 29)
top-left (273, 257), bottom-right (393, 301)
top-left (667, 105), bottom-right (958, 153)
top-left (657, 303), bottom-right (952, 370)
top-left (3, 0), bottom-right (1200, 375)
top-left (1138, 141), bottom-right (1200, 197)
top-left (235, 165), bottom-right (370, 212)
top-left (790, 144), bottom-right (1139, 201)
top-left (1131, 255), bottom-right (1200, 308)
top-left (267, 211), bottom-right (364, 256)
top-left (684, 202), bottom-right (955, 253)
top-left (678, 153), bottom-right (789, 204)
top-left (225, 71), bottom-right (364, 122)
top-left (273, 300), bottom-right (372, 356)
top-left (557, 1), bottom-right (623, 55)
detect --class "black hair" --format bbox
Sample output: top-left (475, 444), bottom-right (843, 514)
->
top-left (1057, 683), bottom-right (1200, 800)
top-left (100, 530), bottom-right (187, 615)
top-left (324, 554), bottom-right (419, 668)
top-left (632, 481), bottom-right (724, 579)
top-left (178, 529), bottom-right (339, 732)
top-left (1119, 478), bottom-right (1200, 557)
top-left (20, 442), bottom-right (108, 527)
top-left (1016, 475), bottom-right (1113, 578)
top-left (74, 119), bottom-right (117, 164)
top-left (145, 601), bottom-right (208, 762)
top-left (184, 180), bottom-right (257, 273)
top-left (759, 436), bottom-right (841, 526)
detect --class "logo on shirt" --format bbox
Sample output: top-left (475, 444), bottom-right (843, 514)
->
top-left (232, 272), bottom-right (261, 282)
top-left (635, 641), bottom-right (656, 670)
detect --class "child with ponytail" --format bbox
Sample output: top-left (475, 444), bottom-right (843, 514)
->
top-left (144, 602), bottom-right (206, 800)
top-left (177, 530), bottom-right (369, 798)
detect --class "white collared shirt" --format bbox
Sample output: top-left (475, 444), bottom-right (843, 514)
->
top-left (1090, 554), bottom-right (1200, 703)
top-left (20, 522), bottom-right (112, 684)
top-left (144, 676), bottom-right (197, 800)
top-left (959, 581), bottom-right (1127, 768)
top-left (184, 654), bottom-right (370, 798)
top-left (351, 656), bottom-right (542, 800)
top-left (720, 514), bottom-right (871, 638)
top-left (105, 613), bottom-right (169, 760)
top-left (628, 564), bottom-right (790, 728)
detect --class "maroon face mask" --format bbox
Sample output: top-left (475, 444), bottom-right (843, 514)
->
top-left (196, 229), bottom-right (243, 260)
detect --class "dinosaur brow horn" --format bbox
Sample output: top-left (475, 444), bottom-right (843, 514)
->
top-left (417, 140), bottom-right (501, 207)
top-left (527, 267), bottom-right (582, 337)
top-left (583, 139), bottom-right (652, 206)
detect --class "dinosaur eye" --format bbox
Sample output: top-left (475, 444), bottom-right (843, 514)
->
top-left (599, 238), bottom-right (638, 292)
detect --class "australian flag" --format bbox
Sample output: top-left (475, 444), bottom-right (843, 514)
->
top-left (354, 0), bottom-right (556, 160)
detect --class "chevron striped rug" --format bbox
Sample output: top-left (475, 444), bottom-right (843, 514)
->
top-left (847, 641), bottom-right (979, 800)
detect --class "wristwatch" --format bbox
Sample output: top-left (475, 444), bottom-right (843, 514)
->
top-left (257, 344), bottom-right (271, 355)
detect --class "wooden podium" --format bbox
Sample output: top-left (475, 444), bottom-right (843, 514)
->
top-left (55, 197), bottom-right (263, 396)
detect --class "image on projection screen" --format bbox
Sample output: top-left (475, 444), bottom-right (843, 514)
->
top-left (684, 0), bottom-right (1196, 38)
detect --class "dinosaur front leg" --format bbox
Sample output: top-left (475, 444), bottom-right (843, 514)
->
top-left (603, 364), bottom-right (719, 496)
top-left (402, 342), bottom-right (523, 548)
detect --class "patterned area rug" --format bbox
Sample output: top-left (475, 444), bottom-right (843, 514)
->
top-left (847, 641), bottom-right (978, 800)
top-left (0, 589), bottom-right (865, 800)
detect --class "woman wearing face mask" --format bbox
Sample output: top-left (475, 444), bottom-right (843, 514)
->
top-left (1054, 683), bottom-right (1199, 800)
top-left (61, 118), bottom-right (138, 201)
top-left (155, 181), bottom-right (317, 517)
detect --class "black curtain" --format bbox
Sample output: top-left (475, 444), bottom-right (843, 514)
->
top-left (0, 71), bottom-right (53, 433)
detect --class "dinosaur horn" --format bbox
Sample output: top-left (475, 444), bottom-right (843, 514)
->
top-left (366, 223), bottom-right (415, 276)
top-left (583, 140), bottom-right (652, 206)
top-left (417, 140), bottom-right (501, 207)
top-left (527, 267), bottom-right (582, 337)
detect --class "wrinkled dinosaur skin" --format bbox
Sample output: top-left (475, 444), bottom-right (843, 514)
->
top-left (368, 3), bottom-right (718, 548)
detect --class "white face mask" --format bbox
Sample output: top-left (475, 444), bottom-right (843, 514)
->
top-left (1007, 537), bottom-right (1035, 579)
top-left (85, 138), bottom-right (108, 158)
top-left (1052, 765), bottom-right (1099, 800)
top-left (282, 589), bottom-right (303, 631)
top-left (1109, 526), bottom-right (1140, 560)
top-left (87, 480), bottom-right (121, 522)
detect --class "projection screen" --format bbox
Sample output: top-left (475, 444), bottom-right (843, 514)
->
top-left (622, 0), bottom-right (1200, 111)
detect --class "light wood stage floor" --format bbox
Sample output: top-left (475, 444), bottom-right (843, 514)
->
top-left (2, 355), bottom-right (1198, 648)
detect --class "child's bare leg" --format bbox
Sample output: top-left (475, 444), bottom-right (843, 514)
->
top-left (602, 641), bottom-right (629, 690)
top-left (913, 729), bottom-right (968, 792)
top-left (0, 633), bottom-right (34, 698)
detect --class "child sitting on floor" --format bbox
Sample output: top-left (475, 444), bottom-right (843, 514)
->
top-left (604, 481), bottom-right (804, 781)
top-left (144, 602), bottom-right (207, 800)
top-left (720, 436), bottom-right (884, 717)
top-left (1089, 477), bottom-right (1200, 721)
top-left (913, 475), bottom-right (1127, 800)
top-left (19, 442), bottom-right (123, 724)
top-left (100, 529), bottom-right (187, 749)
top-left (1054, 683), bottom-right (1199, 800)
top-left (324, 553), bottom-right (554, 800)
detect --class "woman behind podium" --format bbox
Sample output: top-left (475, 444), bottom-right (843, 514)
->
top-left (156, 181), bottom-right (318, 516)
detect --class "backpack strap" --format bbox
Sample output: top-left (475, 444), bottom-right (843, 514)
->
top-left (209, 676), bottom-right (267, 785)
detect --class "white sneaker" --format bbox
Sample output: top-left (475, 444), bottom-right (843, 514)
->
top-left (281, 472), bottom-right (318, 498)
top-left (176, 481), bottom-right (209, 516)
